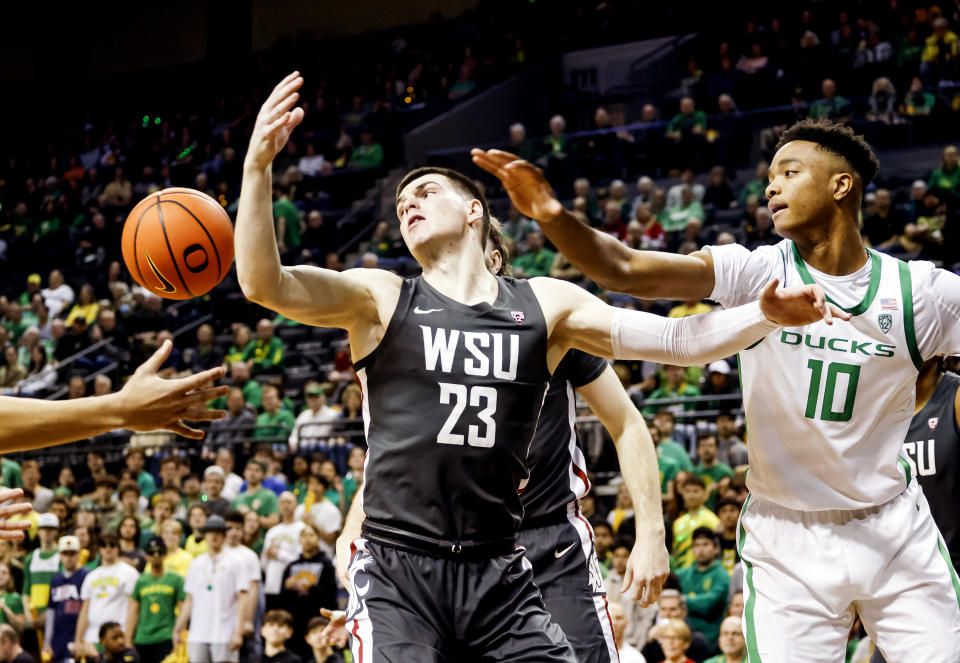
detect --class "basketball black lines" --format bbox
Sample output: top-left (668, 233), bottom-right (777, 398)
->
top-left (155, 194), bottom-right (195, 298)
top-left (160, 197), bottom-right (223, 279)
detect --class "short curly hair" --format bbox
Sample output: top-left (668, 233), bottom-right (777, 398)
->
top-left (774, 119), bottom-right (880, 186)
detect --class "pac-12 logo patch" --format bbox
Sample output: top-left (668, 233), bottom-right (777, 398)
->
top-left (929, 417), bottom-right (939, 431)
top-left (877, 313), bottom-right (893, 334)
top-left (511, 311), bottom-right (525, 324)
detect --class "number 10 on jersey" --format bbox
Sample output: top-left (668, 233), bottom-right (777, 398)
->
top-left (804, 359), bottom-right (861, 422)
top-left (437, 382), bottom-right (498, 447)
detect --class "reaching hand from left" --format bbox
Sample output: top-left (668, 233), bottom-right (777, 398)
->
top-left (759, 280), bottom-right (851, 327)
top-left (0, 489), bottom-right (32, 541)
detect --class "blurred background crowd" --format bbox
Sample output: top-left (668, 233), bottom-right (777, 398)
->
top-left (2, 0), bottom-right (960, 661)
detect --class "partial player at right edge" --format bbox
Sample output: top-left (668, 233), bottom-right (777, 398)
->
top-left (475, 119), bottom-right (960, 661)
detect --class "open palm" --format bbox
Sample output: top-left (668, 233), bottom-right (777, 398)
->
top-left (246, 71), bottom-right (306, 171)
top-left (471, 149), bottom-right (564, 221)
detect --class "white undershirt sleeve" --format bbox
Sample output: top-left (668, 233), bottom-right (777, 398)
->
top-left (707, 242), bottom-right (786, 309)
top-left (611, 300), bottom-right (778, 366)
top-left (922, 264), bottom-right (960, 357)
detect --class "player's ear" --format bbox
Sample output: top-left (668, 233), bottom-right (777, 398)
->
top-left (832, 172), bottom-right (855, 202)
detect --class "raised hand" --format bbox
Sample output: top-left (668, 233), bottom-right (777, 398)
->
top-left (759, 280), bottom-right (851, 327)
top-left (471, 149), bottom-right (564, 222)
top-left (245, 71), bottom-right (305, 171)
top-left (116, 340), bottom-right (230, 439)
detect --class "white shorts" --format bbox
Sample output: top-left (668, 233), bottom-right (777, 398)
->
top-left (186, 642), bottom-right (239, 663)
top-left (737, 477), bottom-right (960, 662)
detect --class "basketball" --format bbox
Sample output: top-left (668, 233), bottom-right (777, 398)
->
top-left (121, 187), bottom-right (235, 300)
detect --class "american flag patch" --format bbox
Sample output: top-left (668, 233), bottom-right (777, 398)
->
top-left (880, 298), bottom-right (898, 310)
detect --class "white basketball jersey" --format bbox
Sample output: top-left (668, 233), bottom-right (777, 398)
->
top-left (711, 240), bottom-right (943, 510)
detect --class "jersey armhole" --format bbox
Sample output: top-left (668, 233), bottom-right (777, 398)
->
top-left (897, 260), bottom-right (924, 370)
top-left (353, 278), bottom-right (414, 371)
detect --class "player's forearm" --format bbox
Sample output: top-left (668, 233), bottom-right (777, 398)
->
top-left (540, 210), bottom-right (712, 299)
top-left (538, 209), bottom-right (638, 291)
top-left (611, 300), bottom-right (777, 366)
top-left (338, 491), bottom-right (365, 550)
top-left (0, 394), bottom-right (126, 452)
top-left (612, 417), bottom-right (664, 534)
top-left (236, 165), bottom-right (283, 303)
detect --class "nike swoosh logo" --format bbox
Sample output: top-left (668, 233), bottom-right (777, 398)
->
top-left (554, 543), bottom-right (577, 558)
top-left (414, 306), bottom-right (443, 314)
top-left (144, 250), bottom-right (177, 294)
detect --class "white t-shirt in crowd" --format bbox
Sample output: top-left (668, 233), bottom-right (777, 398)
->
top-left (227, 544), bottom-right (261, 591)
top-left (184, 551), bottom-right (247, 644)
top-left (294, 500), bottom-right (342, 558)
top-left (41, 284), bottom-right (75, 318)
top-left (260, 521), bottom-right (305, 595)
top-left (80, 561), bottom-right (139, 643)
top-left (221, 472), bottom-right (244, 501)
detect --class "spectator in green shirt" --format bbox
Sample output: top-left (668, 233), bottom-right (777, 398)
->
top-left (124, 449), bottom-right (156, 500)
top-left (127, 536), bottom-right (185, 663)
top-left (253, 385), bottom-right (296, 443)
top-left (209, 362), bottom-right (262, 412)
top-left (693, 433), bottom-right (734, 511)
top-left (224, 324), bottom-right (255, 366)
top-left (273, 185), bottom-right (302, 253)
top-left (245, 319), bottom-right (285, 376)
top-left (676, 527), bottom-right (729, 645)
top-left (23, 513), bottom-right (61, 621)
top-left (1, 305), bottom-right (27, 344)
top-left (927, 145), bottom-right (960, 194)
top-left (0, 458), bottom-right (22, 490)
top-left (644, 365), bottom-right (702, 416)
top-left (348, 129), bottom-right (384, 170)
top-left (703, 617), bottom-right (746, 663)
top-left (231, 460), bottom-right (280, 530)
top-left (662, 186), bottom-right (705, 233)
top-left (808, 78), bottom-right (852, 123)
top-left (737, 161), bottom-right (768, 205)
top-left (666, 97), bottom-right (707, 140)
top-left (903, 76), bottom-right (935, 116)
top-left (17, 274), bottom-right (42, 308)
top-left (0, 563), bottom-right (23, 631)
top-left (652, 410), bottom-right (695, 471)
top-left (511, 231), bottom-right (556, 277)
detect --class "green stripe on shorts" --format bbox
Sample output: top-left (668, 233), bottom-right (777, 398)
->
top-left (736, 494), bottom-right (761, 663)
top-left (899, 456), bottom-right (912, 487)
top-left (937, 537), bottom-right (960, 611)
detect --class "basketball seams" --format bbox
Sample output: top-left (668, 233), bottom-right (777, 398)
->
top-left (155, 194), bottom-right (195, 298)
top-left (160, 198), bottom-right (224, 279)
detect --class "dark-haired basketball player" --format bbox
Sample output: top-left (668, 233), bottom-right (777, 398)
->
top-left (237, 73), bottom-right (845, 662)
top-left (474, 119), bottom-right (960, 659)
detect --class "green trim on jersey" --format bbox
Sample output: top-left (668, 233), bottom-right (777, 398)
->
top-left (744, 338), bottom-right (764, 350)
top-left (897, 261), bottom-right (924, 370)
top-left (791, 243), bottom-right (881, 316)
top-left (736, 495), bottom-right (761, 663)
top-left (898, 456), bottom-right (912, 487)
top-left (937, 536), bottom-right (960, 610)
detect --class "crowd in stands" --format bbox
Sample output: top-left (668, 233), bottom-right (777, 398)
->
top-left (1, 2), bottom-right (960, 663)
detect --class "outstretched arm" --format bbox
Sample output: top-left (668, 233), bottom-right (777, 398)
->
top-left (236, 72), bottom-right (392, 330)
top-left (533, 278), bottom-right (849, 368)
top-left (472, 149), bottom-right (716, 299)
top-left (0, 341), bottom-right (229, 451)
top-left (578, 366), bottom-right (668, 607)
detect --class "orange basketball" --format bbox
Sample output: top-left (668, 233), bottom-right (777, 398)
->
top-left (121, 188), bottom-right (235, 300)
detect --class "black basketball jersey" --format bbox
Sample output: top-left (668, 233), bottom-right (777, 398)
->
top-left (355, 275), bottom-right (551, 542)
top-left (520, 350), bottom-right (608, 522)
top-left (903, 371), bottom-right (960, 566)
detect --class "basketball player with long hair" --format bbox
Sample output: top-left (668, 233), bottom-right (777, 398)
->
top-left (237, 73), bottom-right (846, 662)
top-left (474, 119), bottom-right (960, 660)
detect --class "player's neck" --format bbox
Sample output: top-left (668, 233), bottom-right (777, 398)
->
top-left (421, 245), bottom-right (498, 306)
top-left (790, 216), bottom-right (867, 276)
top-left (264, 642), bottom-right (285, 657)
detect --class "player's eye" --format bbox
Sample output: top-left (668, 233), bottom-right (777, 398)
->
top-left (785, 170), bottom-right (797, 176)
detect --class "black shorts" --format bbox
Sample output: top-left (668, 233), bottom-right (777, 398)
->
top-left (345, 537), bottom-right (577, 662)
top-left (517, 510), bottom-right (619, 663)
